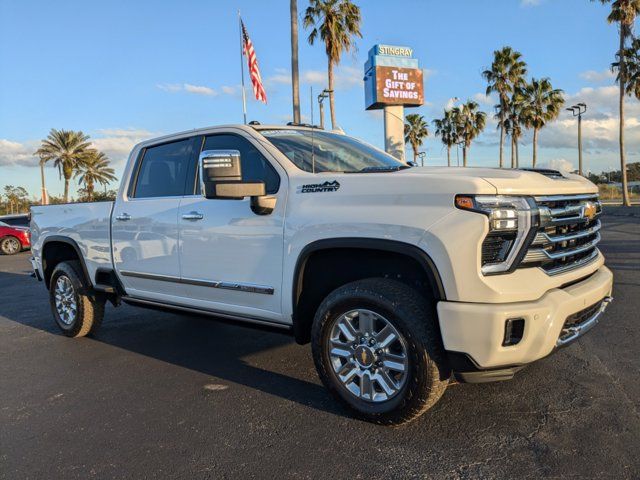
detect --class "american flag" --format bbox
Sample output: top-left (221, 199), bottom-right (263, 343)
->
top-left (241, 20), bottom-right (267, 104)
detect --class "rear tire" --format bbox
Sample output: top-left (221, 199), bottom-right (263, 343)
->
top-left (1, 236), bottom-right (21, 255)
top-left (311, 278), bottom-right (450, 425)
top-left (49, 261), bottom-right (104, 337)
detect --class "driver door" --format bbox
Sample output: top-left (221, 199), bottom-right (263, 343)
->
top-left (177, 131), bottom-right (287, 322)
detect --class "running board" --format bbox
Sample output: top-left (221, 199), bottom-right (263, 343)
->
top-left (121, 296), bottom-right (292, 332)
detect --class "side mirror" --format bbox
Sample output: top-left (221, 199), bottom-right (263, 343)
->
top-left (199, 149), bottom-right (266, 199)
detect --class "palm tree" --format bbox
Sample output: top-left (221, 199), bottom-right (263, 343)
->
top-left (404, 114), bottom-right (429, 164)
top-left (290, 0), bottom-right (301, 124)
top-left (75, 150), bottom-right (116, 202)
top-left (454, 101), bottom-right (487, 167)
top-left (595, 0), bottom-right (640, 206)
top-left (617, 37), bottom-right (640, 99)
top-left (521, 78), bottom-right (565, 168)
top-left (304, 0), bottom-right (362, 130)
top-left (496, 91), bottom-right (526, 168)
top-left (433, 110), bottom-right (458, 167)
top-left (35, 129), bottom-right (92, 203)
top-left (600, 0), bottom-right (640, 207)
top-left (482, 47), bottom-right (527, 168)
top-left (38, 158), bottom-right (48, 205)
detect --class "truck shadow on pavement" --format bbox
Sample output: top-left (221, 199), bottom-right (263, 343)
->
top-left (0, 267), bottom-right (349, 419)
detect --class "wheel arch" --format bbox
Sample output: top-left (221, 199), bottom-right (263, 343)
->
top-left (291, 238), bottom-right (446, 344)
top-left (41, 236), bottom-right (91, 289)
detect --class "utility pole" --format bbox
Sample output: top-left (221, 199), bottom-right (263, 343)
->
top-left (318, 89), bottom-right (330, 129)
top-left (567, 103), bottom-right (587, 176)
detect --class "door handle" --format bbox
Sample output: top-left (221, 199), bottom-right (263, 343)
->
top-left (115, 213), bottom-right (131, 221)
top-left (182, 211), bottom-right (204, 221)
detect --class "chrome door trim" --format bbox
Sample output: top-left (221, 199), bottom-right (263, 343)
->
top-left (119, 270), bottom-right (274, 295)
top-left (122, 296), bottom-right (289, 329)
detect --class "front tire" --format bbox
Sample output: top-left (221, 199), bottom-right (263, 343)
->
top-left (49, 261), bottom-right (104, 337)
top-left (311, 278), bottom-right (450, 425)
top-left (0, 236), bottom-right (21, 255)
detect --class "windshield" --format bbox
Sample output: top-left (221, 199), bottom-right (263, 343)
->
top-left (260, 129), bottom-right (408, 173)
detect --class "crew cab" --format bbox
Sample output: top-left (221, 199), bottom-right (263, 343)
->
top-left (29, 124), bottom-right (613, 424)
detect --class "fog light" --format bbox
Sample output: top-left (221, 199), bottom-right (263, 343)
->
top-left (502, 318), bottom-right (525, 346)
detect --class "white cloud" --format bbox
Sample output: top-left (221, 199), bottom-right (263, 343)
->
top-left (184, 83), bottom-right (217, 96)
top-left (537, 158), bottom-right (575, 172)
top-left (532, 85), bottom-right (640, 151)
top-left (0, 139), bottom-right (39, 167)
top-left (580, 69), bottom-right (616, 84)
top-left (91, 128), bottom-right (157, 166)
top-left (445, 97), bottom-right (460, 110)
top-left (473, 92), bottom-right (496, 107)
top-left (0, 129), bottom-right (157, 169)
top-left (156, 83), bottom-right (182, 92)
top-left (221, 85), bottom-right (238, 95)
top-left (157, 83), bottom-right (217, 96)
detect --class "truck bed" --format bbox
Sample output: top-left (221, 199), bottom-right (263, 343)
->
top-left (30, 202), bottom-right (114, 286)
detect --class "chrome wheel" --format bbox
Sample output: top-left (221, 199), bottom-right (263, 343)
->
top-left (54, 275), bottom-right (77, 325)
top-left (328, 309), bottom-right (409, 403)
top-left (2, 237), bottom-right (20, 255)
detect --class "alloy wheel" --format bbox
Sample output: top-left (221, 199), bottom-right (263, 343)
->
top-left (328, 309), bottom-right (409, 403)
top-left (2, 238), bottom-right (20, 255)
top-left (54, 275), bottom-right (77, 325)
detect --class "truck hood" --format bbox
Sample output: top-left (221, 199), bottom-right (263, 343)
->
top-left (399, 166), bottom-right (597, 196)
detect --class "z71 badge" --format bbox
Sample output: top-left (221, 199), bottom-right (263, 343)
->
top-left (297, 181), bottom-right (341, 193)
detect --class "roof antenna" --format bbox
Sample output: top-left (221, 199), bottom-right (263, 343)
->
top-left (310, 85), bottom-right (316, 174)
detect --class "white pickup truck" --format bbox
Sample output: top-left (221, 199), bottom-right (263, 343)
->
top-left (30, 124), bottom-right (613, 424)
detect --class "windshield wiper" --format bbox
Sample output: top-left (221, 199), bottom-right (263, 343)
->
top-left (356, 165), bottom-right (411, 173)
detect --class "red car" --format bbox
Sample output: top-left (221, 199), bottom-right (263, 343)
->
top-left (0, 221), bottom-right (30, 255)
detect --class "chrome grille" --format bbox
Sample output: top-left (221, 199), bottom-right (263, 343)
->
top-left (521, 194), bottom-right (602, 275)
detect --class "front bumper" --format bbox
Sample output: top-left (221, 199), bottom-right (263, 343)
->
top-left (437, 266), bottom-right (613, 381)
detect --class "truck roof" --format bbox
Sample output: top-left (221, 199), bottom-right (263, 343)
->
top-left (135, 123), bottom-right (337, 150)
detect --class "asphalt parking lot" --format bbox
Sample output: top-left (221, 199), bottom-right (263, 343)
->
top-left (1, 210), bottom-right (638, 480)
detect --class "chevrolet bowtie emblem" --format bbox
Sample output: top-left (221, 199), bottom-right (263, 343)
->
top-left (583, 202), bottom-right (597, 221)
top-left (360, 349), bottom-right (368, 364)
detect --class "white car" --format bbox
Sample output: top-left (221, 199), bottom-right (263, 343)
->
top-left (29, 124), bottom-right (613, 424)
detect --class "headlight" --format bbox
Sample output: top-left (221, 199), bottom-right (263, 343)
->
top-left (455, 195), bottom-right (537, 275)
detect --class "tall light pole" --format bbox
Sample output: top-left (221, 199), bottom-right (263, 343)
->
top-left (317, 89), bottom-right (330, 129)
top-left (567, 103), bottom-right (587, 176)
top-left (416, 151), bottom-right (426, 167)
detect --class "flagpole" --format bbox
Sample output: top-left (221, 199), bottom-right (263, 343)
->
top-left (238, 11), bottom-right (248, 124)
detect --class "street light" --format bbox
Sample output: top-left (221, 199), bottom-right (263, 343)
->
top-left (567, 103), bottom-right (587, 176)
top-left (317, 89), bottom-right (331, 130)
top-left (416, 151), bottom-right (426, 167)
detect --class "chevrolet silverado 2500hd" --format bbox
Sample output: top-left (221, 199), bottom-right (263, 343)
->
top-left (30, 124), bottom-right (613, 424)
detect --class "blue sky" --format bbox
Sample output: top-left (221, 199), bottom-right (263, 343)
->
top-left (1, 0), bottom-right (637, 197)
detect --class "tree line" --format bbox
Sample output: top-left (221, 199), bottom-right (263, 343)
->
top-left (1, 185), bottom-right (117, 216)
top-left (405, 46), bottom-right (565, 169)
top-left (405, 0), bottom-right (640, 208)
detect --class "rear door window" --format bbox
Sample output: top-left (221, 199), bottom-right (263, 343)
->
top-left (132, 139), bottom-right (194, 198)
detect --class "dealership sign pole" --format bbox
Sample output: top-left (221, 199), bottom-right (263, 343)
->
top-left (364, 45), bottom-right (424, 162)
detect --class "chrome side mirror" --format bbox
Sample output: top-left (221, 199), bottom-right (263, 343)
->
top-left (199, 149), bottom-right (265, 199)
